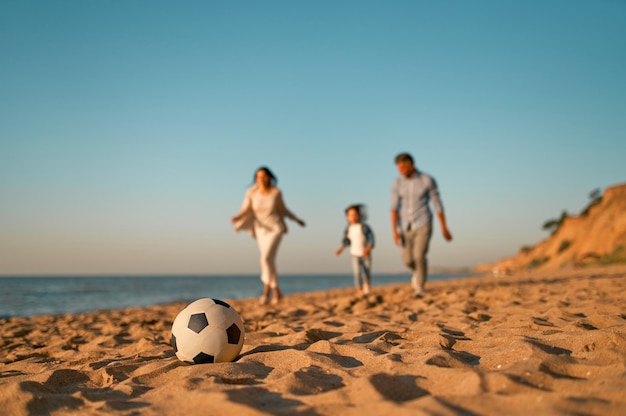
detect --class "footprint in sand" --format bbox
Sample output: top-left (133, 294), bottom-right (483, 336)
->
top-left (279, 365), bottom-right (344, 395)
top-left (224, 387), bottom-right (305, 413)
top-left (437, 325), bottom-right (471, 341)
top-left (468, 312), bottom-right (491, 322)
top-left (538, 359), bottom-right (586, 380)
top-left (575, 321), bottom-right (598, 330)
top-left (462, 300), bottom-right (489, 314)
top-left (524, 337), bottom-right (571, 356)
top-left (0, 369), bottom-right (26, 379)
top-left (369, 373), bottom-right (429, 402)
top-left (532, 316), bottom-right (556, 327)
top-left (305, 328), bottom-right (342, 343)
top-left (321, 320), bottom-right (344, 327)
top-left (426, 350), bottom-right (481, 368)
top-left (20, 368), bottom-right (151, 414)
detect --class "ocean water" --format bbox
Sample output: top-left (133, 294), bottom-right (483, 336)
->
top-left (0, 273), bottom-right (472, 319)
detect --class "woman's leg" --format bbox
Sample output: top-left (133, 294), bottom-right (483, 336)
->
top-left (265, 231), bottom-right (283, 290)
top-left (262, 284), bottom-right (271, 298)
top-left (256, 227), bottom-right (284, 303)
top-left (257, 229), bottom-right (282, 284)
top-left (272, 286), bottom-right (283, 302)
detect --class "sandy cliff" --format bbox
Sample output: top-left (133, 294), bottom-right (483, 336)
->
top-left (476, 182), bottom-right (626, 274)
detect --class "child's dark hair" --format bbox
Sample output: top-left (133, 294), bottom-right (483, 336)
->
top-left (345, 204), bottom-right (367, 222)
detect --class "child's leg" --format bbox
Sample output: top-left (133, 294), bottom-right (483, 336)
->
top-left (351, 256), bottom-right (362, 290)
top-left (361, 256), bottom-right (372, 294)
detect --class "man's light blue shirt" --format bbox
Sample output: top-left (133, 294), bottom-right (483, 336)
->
top-left (391, 170), bottom-right (443, 231)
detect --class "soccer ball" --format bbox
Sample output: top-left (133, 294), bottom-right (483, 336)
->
top-left (170, 298), bottom-right (245, 364)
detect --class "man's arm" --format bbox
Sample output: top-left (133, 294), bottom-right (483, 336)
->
top-left (428, 176), bottom-right (452, 241)
top-left (391, 210), bottom-right (402, 246)
top-left (437, 212), bottom-right (453, 241)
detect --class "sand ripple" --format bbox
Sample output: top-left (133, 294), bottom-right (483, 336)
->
top-left (1, 265), bottom-right (626, 415)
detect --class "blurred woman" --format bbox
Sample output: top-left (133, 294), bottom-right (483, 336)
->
top-left (231, 166), bottom-right (305, 304)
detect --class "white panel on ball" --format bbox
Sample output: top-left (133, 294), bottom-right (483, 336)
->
top-left (170, 298), bottom-right (245, 364)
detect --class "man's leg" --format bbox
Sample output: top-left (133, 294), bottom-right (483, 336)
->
top-left (410, 223), bottom-right (432, 295)
top-left (401, 228), bottom-right (416, 272)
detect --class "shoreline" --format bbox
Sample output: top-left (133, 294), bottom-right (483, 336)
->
top-left (0, 272), bottom-right (479, 320)
top-left (1, 265), bottom-right (625, 415)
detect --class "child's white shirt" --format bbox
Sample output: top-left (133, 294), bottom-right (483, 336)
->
top-left (348, 224), bottom-right (366, 257)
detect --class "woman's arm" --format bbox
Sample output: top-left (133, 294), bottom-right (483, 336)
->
top-left (231, 187), bottom-right (254, 223)
top-left (276, 190), bottom-right (305, 226)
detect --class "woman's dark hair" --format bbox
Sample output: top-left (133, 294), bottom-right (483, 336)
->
top-left (253, 166), bottom-right (278, 186)
top-left (345, 204), bottom-right (367, 222)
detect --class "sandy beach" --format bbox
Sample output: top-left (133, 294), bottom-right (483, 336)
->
top-left (1, 265), bottom-right (625, 415)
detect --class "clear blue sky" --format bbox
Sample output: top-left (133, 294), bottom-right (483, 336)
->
top-left (1, 1), bottom-right (625, 275)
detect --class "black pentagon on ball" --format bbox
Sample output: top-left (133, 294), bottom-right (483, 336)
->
top-left (188, 313), bottom-right (209, 333)
top-left (226, 323), bottom-right (241, 344)
top-left (170, 334), bottom-right (178, 352)
top-left (213, 299), bottom-right (231, 308)
top-left (193, 352), bottom-right (215, 364)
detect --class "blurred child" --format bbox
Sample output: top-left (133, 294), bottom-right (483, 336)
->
top-left (335, 204), bottom-right (375, 295)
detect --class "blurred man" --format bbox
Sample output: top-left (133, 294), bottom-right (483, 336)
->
top-left (391, 153), bottom-right (452, 297)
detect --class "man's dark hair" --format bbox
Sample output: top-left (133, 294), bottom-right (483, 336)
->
top-left (394, 153), bottom-right (414, 164)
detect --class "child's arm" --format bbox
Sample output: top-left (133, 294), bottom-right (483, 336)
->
top-left (336, 226), bottom-right (349, 255)
top-left (363, 224), bottom-right (375, 257)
